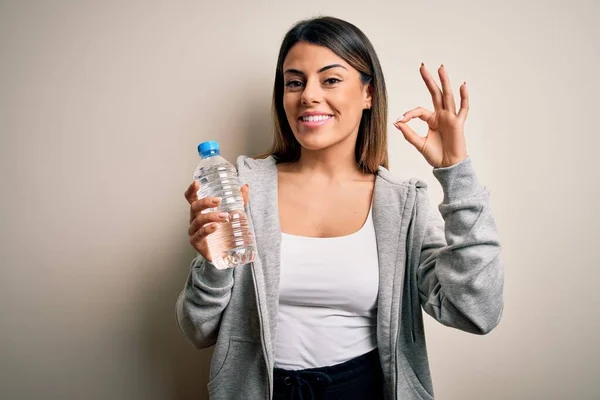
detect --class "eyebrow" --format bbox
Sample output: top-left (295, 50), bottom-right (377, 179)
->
top-left (283, 64), bottom-right (348, 75)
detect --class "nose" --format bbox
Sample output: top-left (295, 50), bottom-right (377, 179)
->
top-left (300, 78), bottom-right (322, 105)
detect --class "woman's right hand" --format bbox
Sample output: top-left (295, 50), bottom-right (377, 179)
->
top-left (184, 181), bottom-right (250, 261)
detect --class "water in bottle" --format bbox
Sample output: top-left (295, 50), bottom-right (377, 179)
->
top-left (193, 141), bottom-right (257, 269)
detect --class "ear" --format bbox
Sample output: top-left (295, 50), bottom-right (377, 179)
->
top-left (363, 83), bottom-right (374, 109)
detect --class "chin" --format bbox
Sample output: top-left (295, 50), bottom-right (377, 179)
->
top-left (293, 131), bottom-right (338, 151)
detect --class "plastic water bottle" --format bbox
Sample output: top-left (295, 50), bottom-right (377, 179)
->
top-left (193, 141), bottom-right (257, 269)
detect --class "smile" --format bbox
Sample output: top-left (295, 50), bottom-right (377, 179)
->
top-left (298, 115), bottom-right (333, 128)
top-left (300, 115), bottom-right (333, 122)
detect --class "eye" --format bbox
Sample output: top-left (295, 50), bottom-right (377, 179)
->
top-left (284, 80), bottom-right (304, 89)
top-left (324, 78), bottom-right (341, 85)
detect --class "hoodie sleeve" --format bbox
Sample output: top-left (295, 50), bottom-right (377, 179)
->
top-left (416, 157), bottom-right (504, 334)
top-left (175, 254), bottom-right (234, 348)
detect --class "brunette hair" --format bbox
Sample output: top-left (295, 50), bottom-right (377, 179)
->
top-left (257, 16), bottom-right (389, 173)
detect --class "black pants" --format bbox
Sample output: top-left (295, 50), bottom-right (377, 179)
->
top-left (273, 349), bottom-right (384, 400)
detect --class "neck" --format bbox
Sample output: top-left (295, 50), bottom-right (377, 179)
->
top-left (292, 135), bottom-right (366, 182)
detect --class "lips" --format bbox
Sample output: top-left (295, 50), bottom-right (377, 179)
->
top-left (299, 114), bottom-right (333, 122)
top-left (298, 114), bottom-right (333, 128)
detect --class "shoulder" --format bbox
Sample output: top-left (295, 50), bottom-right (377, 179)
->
top-left (236, 154), bottom-right (277, 172)
top-left (376, 165), bottom-right (428, 191)
top-left (235, 155), bottom-right (430, 192)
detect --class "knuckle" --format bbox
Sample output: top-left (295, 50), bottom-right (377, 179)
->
top-left (200, 226), bottom-right (209, 237)
top-left (192, 217), bottom-right (204, 229)
top-left (201, 198), bottom-right (213, 208)
top-left (204, 223), bottom-right (216, 235)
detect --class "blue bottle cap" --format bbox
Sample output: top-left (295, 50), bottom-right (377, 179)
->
top-left (198, 141), bottom-right (220, 158)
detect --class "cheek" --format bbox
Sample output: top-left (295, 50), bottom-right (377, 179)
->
top-left (332, 92), bottom-right (364, 122)
top-left (283, 95), bottom-right (297, 123)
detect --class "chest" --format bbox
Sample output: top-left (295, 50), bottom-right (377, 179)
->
top-left (278, 175), bottom-right (375, 238)
top-left (278, 215), bottom-right (379, 314)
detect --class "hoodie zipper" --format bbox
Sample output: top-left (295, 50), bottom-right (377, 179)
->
top-left (406, 186), bottom-right (420, 343)
top-left (407, 198), bottom-right (418, 343)
top-left (408, 266), bottom-right (416, 343)
top-left (394, 187), bottom-right (418, 399)
top-left (251, 262), bottom-right (272, 399)
top-left (242, 161), bottom-right (273, 400)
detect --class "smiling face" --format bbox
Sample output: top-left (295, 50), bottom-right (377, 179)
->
top-left (282, 42), bottom-right (372, 154)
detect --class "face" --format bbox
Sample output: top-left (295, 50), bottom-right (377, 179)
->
top-left (282, 42), bottom-right (372, 153)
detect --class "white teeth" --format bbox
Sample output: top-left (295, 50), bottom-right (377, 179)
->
top-left (302, 115), bottom-right (332, 122)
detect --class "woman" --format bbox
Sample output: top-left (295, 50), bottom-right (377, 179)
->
top-left (177, 16), bottom-right (504, 400)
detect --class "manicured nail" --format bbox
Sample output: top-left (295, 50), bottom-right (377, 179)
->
top-left (212, 197), bottom-right (221, 204)
top-left (421, 62), bottom-right (424, 67)
top-left (395, 115), bottom-right (405, 123)
top-left (218, 212), bottom-right (229, 220)
top-left (440, 64), bottom-right (444, 68)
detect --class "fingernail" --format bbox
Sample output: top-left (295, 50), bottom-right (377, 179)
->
top-left (218, 212), bottom-right (229, 220)
top-left (440, 64), bottom-right (444, 68)
top-left (395, 115), bottom-right (405, 123)
top-left (212, 197), bottom-right (221, 204)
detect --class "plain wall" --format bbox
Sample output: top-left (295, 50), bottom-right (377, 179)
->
top-left (1, 0), bottom-right (598, 399)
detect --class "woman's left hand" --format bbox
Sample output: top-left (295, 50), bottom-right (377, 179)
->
top-left (394, 64), bottom-right (469, 168)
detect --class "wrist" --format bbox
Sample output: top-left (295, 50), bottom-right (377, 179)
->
top-left (439, 154), bottom-right (468, 168)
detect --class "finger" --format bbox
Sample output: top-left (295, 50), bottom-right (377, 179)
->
top-left (395, 107), bottom-right (433, 124)
top-left (190, 223), bottom-right (218, 245)
top-left (394, 121), bottom-right (426, 153)
top-left (188, 212), bottom-right (229, 237)
top-left (240, 184), bottom-right (250, 207)
top-left (184, 181), bottom-right (200, 205)
top-left (190, 196), bottom-right (222, 223)
top-left (438, 64), bottom-right (456, 114)
top-left (457, 81), bottom-right (469, 121)
top-left (419, 63), bottom-right (443, 111)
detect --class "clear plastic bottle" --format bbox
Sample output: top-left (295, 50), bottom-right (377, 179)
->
top-left (193, 141), bottom-right (256, 269)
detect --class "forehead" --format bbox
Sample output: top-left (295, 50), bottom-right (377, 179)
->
top-left (283, 42), bottom-right (350, 71)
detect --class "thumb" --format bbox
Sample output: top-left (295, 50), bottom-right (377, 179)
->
top-left (240, 184), bottom-right (250, 207)
top-left (184, 180), bottom-right (200, 204)
top-left (394, 121), bottom-right (425, 152)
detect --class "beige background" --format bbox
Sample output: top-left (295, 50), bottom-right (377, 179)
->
top-left (1, 0), bottom-right (598, 399)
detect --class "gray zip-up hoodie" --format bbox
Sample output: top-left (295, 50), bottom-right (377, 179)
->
top-left (176, 155), bottom-right (504, 400)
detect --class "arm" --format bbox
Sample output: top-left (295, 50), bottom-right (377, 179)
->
top-left (176, 254), bottom-right (234, 348)
top-left (417, 157), bottom-right (504, 334)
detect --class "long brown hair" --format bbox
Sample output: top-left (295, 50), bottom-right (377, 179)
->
top-left (256, 16), bottom-right (389, 173)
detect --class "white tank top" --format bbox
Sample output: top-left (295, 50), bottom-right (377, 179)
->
top-left (274, 206), bottom-right (379, 370)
